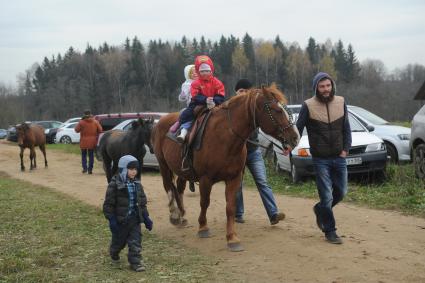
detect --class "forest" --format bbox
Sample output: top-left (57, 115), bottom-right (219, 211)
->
top-left (1, 33), bottom-right (424, 128)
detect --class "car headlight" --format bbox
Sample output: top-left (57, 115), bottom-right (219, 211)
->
top-left (365, 142), bottom-right (386, 152)
top-left (397, 134), bottom-right (410, 141)
top-left (44, 129), bottom-right (49, 134)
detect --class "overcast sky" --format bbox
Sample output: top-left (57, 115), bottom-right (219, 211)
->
top-left (1, 0), bottom-right (424, 86)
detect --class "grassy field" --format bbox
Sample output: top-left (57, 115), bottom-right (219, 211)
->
top-left (244, 160), bottom-right (425, 218)
top-left (0, 172), bottom-right (232, 282)
top-left (46, 143), bottom-right (81, 155)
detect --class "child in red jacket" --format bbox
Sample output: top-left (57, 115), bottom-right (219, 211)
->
top-left (176, 55), bottom-right (225, 142)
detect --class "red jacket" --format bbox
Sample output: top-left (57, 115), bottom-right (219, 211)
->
top-left (190, 55), bottom-right (225, 98)
top-left (75, 117), bottom-right (102, 149)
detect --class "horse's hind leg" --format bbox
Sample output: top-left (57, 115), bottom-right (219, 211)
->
top-left (158, 161), bottom-right (184, 225)
top-left (39, 144), bottom-right (48, 168)
top-left (176, 177), bottom-right (187, 225)
top-left (19, 147), bottom-right (25, 171)
top-left (197, 177), bottom-right (213, 238)
top-left (30, 146), bottom-right (36, 170)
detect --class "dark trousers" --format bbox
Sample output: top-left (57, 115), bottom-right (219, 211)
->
top-left (81, 149), bottom-right (94, 171)
top-left (109, 216), bottom-right (142, 265)
top-left (312, 156), bottom-right (348, 233)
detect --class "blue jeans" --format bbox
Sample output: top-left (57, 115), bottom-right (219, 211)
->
top-left (81, 149), bottom-right (94, 171)
top-left (313, 156), bottom-right (348, 233)
top-left (236, 149), bottom-right (278, 220)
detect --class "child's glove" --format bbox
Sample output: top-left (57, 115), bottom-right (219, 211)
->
top-left (142, 210), bottom-right (153, 231)
top-left (108, 216), bottom-right (119, 235)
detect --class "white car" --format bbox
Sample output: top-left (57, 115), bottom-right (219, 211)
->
top-left (96, 113), bottom-right (168, 169)
top-left (55, 122), bottom-right (80, 144)
top-left (63, 117), bottom-right (81, 124)
top-left (268, 112), bottom-right (387, 183)
top-left (347, 106), bottom-right (411, 163)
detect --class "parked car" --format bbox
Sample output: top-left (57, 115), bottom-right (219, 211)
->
top-left (347, 105), bottom-right (411, 163)
top-left (63, 117), bottom-right (81, 124)
top-left (95, 113), bottom-right (168, 168)
top-left (6, 125), bottom-right (17, 142)
top-left (32, 121), bottom-right (63, 144)
top-left (270, 112), bottom-right (387, 183)
top-left (0, 129), bottom-right (7, 139)
top-left (410, 104), bottom-right (425, 178)
top-left (94, 112), bottom-right (166, 131)
top-left (55, 122), bottom-right (80, 144)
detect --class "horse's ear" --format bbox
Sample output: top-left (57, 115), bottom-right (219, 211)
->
top-left (131, 120), bottom-right (139, 128)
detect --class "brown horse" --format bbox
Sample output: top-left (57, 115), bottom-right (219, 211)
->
top-left (16, 123), bottom-right (48, 171)
top-left (152, 84), bottom-right (300, 251)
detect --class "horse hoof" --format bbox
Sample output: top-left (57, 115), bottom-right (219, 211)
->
top-left (197, 229), bottom-right (211, 238)
top-left (169, 216), bottom-right (181, 226)
top-left (227, 242), bottom-right (244, 252)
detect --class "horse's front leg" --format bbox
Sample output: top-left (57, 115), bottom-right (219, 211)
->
top-left (20, 147), bottom-right (25, 171)
top-left (198, 177), bottom-right (212, 238)
top-left (225, 175), bottom-right (244, 252)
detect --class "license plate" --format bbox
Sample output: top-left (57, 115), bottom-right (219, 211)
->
top-left (346, 157), bottom-right (362, 165)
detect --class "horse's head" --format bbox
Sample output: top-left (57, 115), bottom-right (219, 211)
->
top-left (16, 123), bottom-right (30, 146)
top-left (252, 84), bottom-right (300, 151)
top-left (131, 118), bottom-right (155, 154)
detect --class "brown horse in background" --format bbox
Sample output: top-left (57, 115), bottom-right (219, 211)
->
top-left (152, 84), bottom-right (300, 251)
top-left (16, 123), bottom-right (48, 171)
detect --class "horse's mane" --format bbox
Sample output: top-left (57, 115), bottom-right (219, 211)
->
top-left (224, 83), bottom-right (288, 105)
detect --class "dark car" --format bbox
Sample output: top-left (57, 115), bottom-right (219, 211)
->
top-left (0, 129), bottom-right (7, 139)
top-left (32, 121), bottom-right (63, 144)
top-left (7, 125), bottom-right (18, 142)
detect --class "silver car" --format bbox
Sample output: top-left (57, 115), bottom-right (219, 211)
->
top-left (410, 104), bottom-right (425, 178)
top-left (348, 106), bottom-right (411, 163)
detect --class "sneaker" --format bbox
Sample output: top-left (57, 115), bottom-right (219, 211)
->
top-left (111, 255), bottom-right (120, 267)
top-left (88, 170), bottom-right (93, 175)
top-left (270, 212), bottom-right (285, 225)
top-left (325, 231), bottom-right (343, 244)
top-left (176, 128), bottom-right (188, 143)
top-left (130, 263), bottom-right (146, 272)
top-left (313, 204), bottom-right (325, 231)
top-left (235, 216), bottom-right (245, 223)
top-left (82, 169), bottom-right (87, 174)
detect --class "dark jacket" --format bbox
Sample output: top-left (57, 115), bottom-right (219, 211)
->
top-left (296, 72), bottom-right (352, 158)
top-left (103, 175), bottom-right (149, 224)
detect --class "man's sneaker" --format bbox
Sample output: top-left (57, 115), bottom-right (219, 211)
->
top-left (176, 128), bottom-right (188, 143)
top-left (82, 169), bottom-right (87, 174)
top-left (130, 263), bottom-right (146, 272)
top-left (270, 212), bottom-right (285, 225)
top-left (88, 170), bottom-right (93, 175)
top-left (325, 231), bottom-right (343, 244)
top-left (235, 216), bottom-right (245, 223)
top-left (313, 204), bottom-right (325, 231)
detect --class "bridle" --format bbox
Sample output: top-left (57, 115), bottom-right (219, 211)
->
top-left (226, 92), bottom-right (295, 150)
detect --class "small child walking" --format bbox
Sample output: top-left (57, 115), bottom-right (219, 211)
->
top-left (103, 155), bottom-right (153, 272)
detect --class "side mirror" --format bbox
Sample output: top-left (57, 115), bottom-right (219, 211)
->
top-left (366, 125), bottom-right (375, 132)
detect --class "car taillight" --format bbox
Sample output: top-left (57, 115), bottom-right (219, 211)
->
top-left (297, 148), bottom-right (310, 157)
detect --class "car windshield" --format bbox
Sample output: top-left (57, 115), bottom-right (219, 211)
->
top-left (348, 113), bottom-right (366, 132)
top-left (349, 106), bottom-right (389, 125)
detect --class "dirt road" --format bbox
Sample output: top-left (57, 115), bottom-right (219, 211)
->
top-left (1, 141), bottom-right (424, 282)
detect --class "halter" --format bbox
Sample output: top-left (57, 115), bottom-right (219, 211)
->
top-left (226, 92), bottom-right (295, 149)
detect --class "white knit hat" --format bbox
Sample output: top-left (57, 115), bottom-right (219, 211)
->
top-left (199, 63), bottom-right (211, 72)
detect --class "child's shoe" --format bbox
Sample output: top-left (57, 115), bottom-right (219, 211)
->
top-left (130, 263), bottom-right (146, 272)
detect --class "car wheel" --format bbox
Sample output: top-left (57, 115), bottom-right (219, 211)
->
top-left (291, 162), bottom-right (302, 183)
top-left (414, 144), bottom-right (425, 179)
top-left (385, 142), bottom-right (398, 163)
top-left (60, 136), bottom-right (72, 144)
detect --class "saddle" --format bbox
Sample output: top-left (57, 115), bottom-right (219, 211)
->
top-left (166, 106), bottom-right (213, 179)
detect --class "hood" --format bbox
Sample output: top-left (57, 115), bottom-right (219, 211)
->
top-left (118, 155), bottom-right (138, 183)
top-left (184, 64), bottom-right (195, 80)
top-left (195, 55), bottom-right (214, 75)
top-left (312, 72), bottom-right (336, 98)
